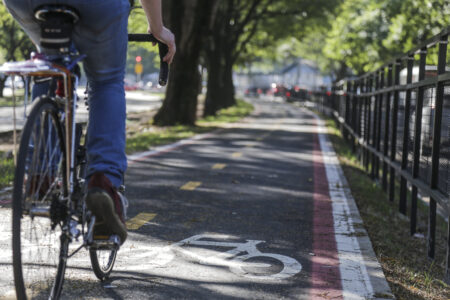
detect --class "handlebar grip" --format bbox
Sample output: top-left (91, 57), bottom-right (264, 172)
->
top-left (157, 42), bottom-right (169, 86)
top-left (128, 33), bottom-right (169, 86)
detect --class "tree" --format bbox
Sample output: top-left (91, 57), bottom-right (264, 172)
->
top-left (204, 0), bottom-right (341, 116)
top-left (0, 3), bottom-right (34, 97)
top-left (152, 0), bottom-right (220, 126)
top-left (203, 0), bottom-right (272, 116)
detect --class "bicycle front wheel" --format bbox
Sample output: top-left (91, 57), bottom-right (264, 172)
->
top-left (12, 97), bottom-right (69, 299)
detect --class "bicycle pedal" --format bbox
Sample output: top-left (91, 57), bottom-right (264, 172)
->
top-left (91, 234), bottom-right (121, 250)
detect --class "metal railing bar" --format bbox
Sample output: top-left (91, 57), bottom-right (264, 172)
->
top-left (329, 110), bottom-right (450, 214)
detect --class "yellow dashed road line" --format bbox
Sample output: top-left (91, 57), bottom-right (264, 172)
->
top-left (212, 163), bottom-right (227, 170)
top-left (232, 152), bottom-right (242, 158)
top-left (180, 181), bottom-right (202, 191)
top-left (126, 212), bottom-right (157, 230)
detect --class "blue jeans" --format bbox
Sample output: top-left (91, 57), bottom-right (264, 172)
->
top-left (3, 0), bottom-right (130, 187)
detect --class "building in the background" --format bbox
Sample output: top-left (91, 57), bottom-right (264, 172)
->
top-left (234, 58), bottom-right (332, 95)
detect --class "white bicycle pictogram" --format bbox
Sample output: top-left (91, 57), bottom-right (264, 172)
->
top-left (171, 234), bottom-right (302, 280)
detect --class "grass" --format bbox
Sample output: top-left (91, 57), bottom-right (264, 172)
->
top-left (198, 100), bottom-right (254, 124)
top-left (0, 152), bottom-right (14, 190)
top-left (322, 115), bottom-right (450, 300)
top-left (126, 99), bottom-right (253, 154)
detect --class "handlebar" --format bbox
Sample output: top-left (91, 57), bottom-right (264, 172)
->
top-left (128, 33), bottom-right (169, 86)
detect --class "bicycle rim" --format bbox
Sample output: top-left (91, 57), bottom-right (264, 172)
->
top-left (89, 248), bottom-right (117, 281)
top-left (12, 98), bottom-right (68, 299)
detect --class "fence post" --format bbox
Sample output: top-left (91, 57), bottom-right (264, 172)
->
top-left (352, 80), bottom-right (358, 152)
top-left (389, 60), bottom-right (401, 202)
top-left (358, 79), bottom-right (364, 166)
top-left (357, 79), bottom-right (363, 138)
top-left (371, 72), bottom-right (380, 179)
top-left (428, 35), bottom-right (448, 261)
top-left (375, 69), bottom-right (384, 180)
top-left (365, 76), bottom-right (372, 171)
top-left (400, 55), bottom-right (414, 221)
top-left (345, 81), bottom-right (352, 141)
top-left (411, 48), bottom-right (427, 227)
top-left (383, 65), bottom-right (392, 192)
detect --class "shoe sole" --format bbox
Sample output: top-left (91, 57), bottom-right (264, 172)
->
top-left (86, 188), bottom-right (127, 245)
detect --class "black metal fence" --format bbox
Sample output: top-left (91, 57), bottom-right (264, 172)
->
top-left (310, 27), bottom-right (450, 280)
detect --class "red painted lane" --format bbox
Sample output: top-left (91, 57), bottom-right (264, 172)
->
top-left (310, 131), bottom-right (343, 299)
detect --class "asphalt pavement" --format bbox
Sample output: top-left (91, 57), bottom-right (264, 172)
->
top-left (0, 98), bottom-right (393, 299)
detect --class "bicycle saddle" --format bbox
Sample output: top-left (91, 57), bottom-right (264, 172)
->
top-left (34, 5), bottom-right (80, 51)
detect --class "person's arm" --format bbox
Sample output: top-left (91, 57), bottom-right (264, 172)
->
top-left (140, 0), bottom-right (176, 64)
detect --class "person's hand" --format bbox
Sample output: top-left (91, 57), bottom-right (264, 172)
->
top-left (149, 26), bottom-right (176, 64)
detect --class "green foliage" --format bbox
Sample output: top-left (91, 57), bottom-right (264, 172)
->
top-left (236, 0), bottom-right (342, 68)
top-left (324, 0), bottom-right (450, 75)
top-left (324, 0), bottom-right (393, 74)
top-left (0, 3), bottom-right (34, 62)
top-left (384, 0), bottom-right (450, 54)
top-left (0, 153), bottom-right (14, 189)
top-left (243, 0), bottom-right (450, 78)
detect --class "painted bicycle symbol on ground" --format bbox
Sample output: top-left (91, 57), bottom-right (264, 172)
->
top-left (171, 234), bottom-right (302, 280)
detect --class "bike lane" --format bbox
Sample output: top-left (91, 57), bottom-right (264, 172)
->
top-left (86, 99), bottom-right (391, 299)
top-left (117, 102), bottom-right (316, 299)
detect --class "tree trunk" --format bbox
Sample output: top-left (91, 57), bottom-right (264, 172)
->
top-left (222, 58), bottom-right (236, 108)
top-left (0, 76), bottom-right (6, 98)
top-left (204, 40), bottom-right (237, 116)
top-left (153, 0), bottom-right (218, 126)
top-left (204, 48), bottom-right (223, 116)
top-left (203, 4), bottom-right (234, 117)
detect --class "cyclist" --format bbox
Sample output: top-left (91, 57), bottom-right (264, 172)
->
top-left (3, 0), bottom-right (176, 244)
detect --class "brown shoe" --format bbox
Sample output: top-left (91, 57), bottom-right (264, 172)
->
top-left (86, 172), bottom-right (127, 244)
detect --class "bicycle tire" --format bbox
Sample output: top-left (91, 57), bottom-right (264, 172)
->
top-left (89, 247), bottom-right (118, 281)
top-left (12, 97), bottom-right (69, 299)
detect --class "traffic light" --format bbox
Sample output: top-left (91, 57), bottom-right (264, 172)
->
top-left (135, 56), bottom-right (142, 63)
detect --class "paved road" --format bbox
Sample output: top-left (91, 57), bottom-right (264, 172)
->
top-left (0, 88), bottom-right (162, 133)
top-left (0, 99), bottom-right (393, 299)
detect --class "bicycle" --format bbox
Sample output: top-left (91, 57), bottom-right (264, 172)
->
top-left (0, 5), bottom-right (168, 299)
top-left (170, 234), bottom-right (302, 280)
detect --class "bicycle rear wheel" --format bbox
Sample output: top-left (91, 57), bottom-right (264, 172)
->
top-left (12, 97), bottom-right (69, 299)
top-left (89, 247), bottom-right (117, 281)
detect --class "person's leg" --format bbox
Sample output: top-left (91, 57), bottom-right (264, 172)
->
top-left (68, 0), bottom-right (130, 243)
top-left (69, 0), bottom-right (130, 187)
top-left (85, 80), bottom-right (127, 187)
